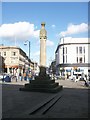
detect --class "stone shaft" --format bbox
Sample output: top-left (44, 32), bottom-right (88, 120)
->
top-left (40, 39), bottom-right (46, 67)
top-left (40, 22), bottom-right (47, 67)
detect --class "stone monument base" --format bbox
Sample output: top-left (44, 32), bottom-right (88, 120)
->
top-left (20, 67), bottom-right (63, 93)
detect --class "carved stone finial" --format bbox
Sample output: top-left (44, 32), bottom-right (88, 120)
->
top-left (40, 22), bottom-right (47, 38)
top-left (41, 22), bottom-right (45, 27)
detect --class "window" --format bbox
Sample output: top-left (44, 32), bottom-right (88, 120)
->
top-left (76, 47), bottom-right (78, 54)
top-left (12, 52), bottom-right (16, 56)
top-left (79, 57), bottom-right (82, 63)
top-left (84, 55), bottom-right (85, 63)
top-left (63, 47), bottom-right (64, 54)
top-left (63, 47), bottom-right (67, 63)
top-left (66, 55), bottom-right (67, 63)
top-left (4, 52), bottom-right (6, 56)
top-left (79, 47), bottom-right (82, 54)
top-left (63, 55), bottom-right (64, 63)
top-left (77, 57), bottom-right (78, 63)
top-left (83, 47), bottom-right (85, 54)
top-left (66, 47), bottom-right (67, 54)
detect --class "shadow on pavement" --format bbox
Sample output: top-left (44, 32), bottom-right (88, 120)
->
top-left (1, 83), bottom-right (90, 119)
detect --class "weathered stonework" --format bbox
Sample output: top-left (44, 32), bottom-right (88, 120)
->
top-left (40, 22), bottom-right (47, 67)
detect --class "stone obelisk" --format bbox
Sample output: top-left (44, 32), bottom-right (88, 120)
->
top-left (40, 22), bottom-right (47, 67)
top-left (39, 22), bottom-right (47, 75)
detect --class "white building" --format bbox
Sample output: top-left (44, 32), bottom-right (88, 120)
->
top-left (55, 37), bottom-right (90, 78)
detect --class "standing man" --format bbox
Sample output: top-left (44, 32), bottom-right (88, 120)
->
top-left (19, 72), bottom-right (22, 81)
top-left (15, 71), bottom-right (18, 82)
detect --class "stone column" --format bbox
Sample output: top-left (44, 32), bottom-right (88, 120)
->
top-left (40, 22), bottom-right (47, 67)
top-left (19, 22), bottom-right (63, 93)
top-left (39, 22), bottom-right (47, 75)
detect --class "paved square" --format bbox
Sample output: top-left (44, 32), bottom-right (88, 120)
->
top-left (1, 79), bottom-right (89, 119)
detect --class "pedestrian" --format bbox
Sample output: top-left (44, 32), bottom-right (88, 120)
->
top-left (84, 80), bottom-right (89, 87)
top-left (81, 72), bottom-right (84, 80)
top-left (85, 74), bottom-right (87, 80)
top-left (19, 72), bottom-right (22, 81)
top-left (67, 73), bottom-right (69, 79)
top-left (28, 72), bottom-right (32, 83)
top-left (31, 70), bottom-right (35, 80)
top-left (23, 72), bottom-right (27, 81)
top-left (15, 72), bottom-right (18, 82)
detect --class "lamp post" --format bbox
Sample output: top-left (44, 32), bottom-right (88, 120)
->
top-left (24, 40), bottom-right (31, 72)
top-left (24, 40), bottom-right (30, 59)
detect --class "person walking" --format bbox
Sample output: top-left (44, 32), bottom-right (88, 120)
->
top-left (28, 72), bottom-right (32, 83)
top-left (15, 72), bottom-right (18, 82)
top-left (23, 72), bottom-right (27, 81)
top-left (19, 72), bottom-right (22, 81)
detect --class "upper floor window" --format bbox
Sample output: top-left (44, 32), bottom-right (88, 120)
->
top-left (79, 47), bottom-right (82, 54)
top-left (80, 57), bottom-right (82, 63)
top-left (64, 47), bottom-right (67, 54)
top-left (66, 55), bottom-right (67, 63)
top-left (84, 55), bottom-right (85, 63)
top-left (12, 52), bottom-right (16, 56)
top-left (77, 57), bottom-right (78, 63)
top-left (76, 47), bottom-right (78, 54)
top-left (4, 52), bottom-right (6, 56)
top-left (66, 47), bottom-right (67, 54)
top-left (83, 47), bottom-right (85, 54)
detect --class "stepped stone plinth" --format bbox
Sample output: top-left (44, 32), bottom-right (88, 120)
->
top-left (20, 67), bottom-right (63, 93)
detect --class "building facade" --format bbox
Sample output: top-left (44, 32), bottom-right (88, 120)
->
top-left (0, 46), bottom-right (38, 75)
top-left (55, 37), bottom-right (90, 77)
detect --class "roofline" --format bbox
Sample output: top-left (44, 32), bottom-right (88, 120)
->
top-left (55, 42), bottom-right (90, 53)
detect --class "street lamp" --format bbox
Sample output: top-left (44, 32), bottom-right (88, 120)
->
top-left (24, 40), bottom-right (30, 59)
top-left (24, 40), bottom-right (31, 72)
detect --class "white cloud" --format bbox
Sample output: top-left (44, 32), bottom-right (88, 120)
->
top-left (60, 23), bottom-right (88, 37)
top-left (51, 24), bottom-right (56, 28)
top-left (46, 40), bottom-right (54, 46)
top-left (35, 26), bottom-right (38, 29)
top-left (0, 21), bottom-right (40, 41)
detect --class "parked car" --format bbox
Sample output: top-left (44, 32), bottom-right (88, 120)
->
top-left (0, 73), bottom-right (11, 82)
